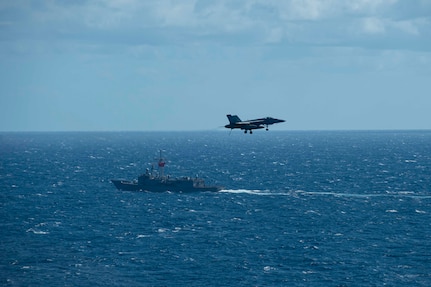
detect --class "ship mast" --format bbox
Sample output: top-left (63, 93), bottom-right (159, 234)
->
top-left (158, 149), bottom-right (166, 177)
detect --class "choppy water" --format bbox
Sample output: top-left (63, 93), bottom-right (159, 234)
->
top-left (1, 131), bottom-right (431, 286)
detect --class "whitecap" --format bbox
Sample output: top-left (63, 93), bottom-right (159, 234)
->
top-left (136, 234), bottom-right (151, 238)
top-left (26, 228), bottom-right (49, 235)
top-left (263, 266), bottom-right (275, 272)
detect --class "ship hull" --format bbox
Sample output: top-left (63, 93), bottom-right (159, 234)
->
top-left (111, 179), bottom-right (222, 193)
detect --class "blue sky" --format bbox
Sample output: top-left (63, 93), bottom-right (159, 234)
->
top-left (1, 0), bottom-right (430, 131)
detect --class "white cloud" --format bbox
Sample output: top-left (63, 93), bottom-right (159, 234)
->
top-left (277, 0), bottom-right (331, 20)
top-left (152, 0), bottom-right (197, 27)
top-left (362, 17), bottom-right (386, 34)
top-left (346, 0), bottom-right (398, 14)
top-left (264, 27), bottom-right (284, 44)
top-left (392, 19), bottom-right (421, 35)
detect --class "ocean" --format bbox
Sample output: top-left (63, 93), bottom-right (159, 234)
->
top-left (1, 131), bottom-right (431, 286)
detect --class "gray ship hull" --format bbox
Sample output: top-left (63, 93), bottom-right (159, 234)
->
top-left (111, 174), bottom-right (223, 193)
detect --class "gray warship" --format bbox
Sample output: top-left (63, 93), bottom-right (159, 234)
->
top-left (111, 151), bottom-right (223, 192)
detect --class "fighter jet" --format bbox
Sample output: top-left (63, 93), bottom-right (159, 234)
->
top-left (224, 114), bottom-right (285, 134)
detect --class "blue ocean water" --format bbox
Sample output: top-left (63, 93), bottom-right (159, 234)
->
top-left (1, 131), bottom-right (431, 286)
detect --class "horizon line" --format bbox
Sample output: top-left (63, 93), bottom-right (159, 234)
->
top-left (1, 129), bottom-right (431, 133)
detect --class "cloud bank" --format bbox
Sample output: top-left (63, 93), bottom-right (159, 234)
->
top-left (2, 0), bottom-right (430, 52)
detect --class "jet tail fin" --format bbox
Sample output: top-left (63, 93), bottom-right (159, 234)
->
top-left (227, 114), bottom-right (241, 124)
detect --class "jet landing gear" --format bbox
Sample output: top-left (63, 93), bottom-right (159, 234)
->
top-left (244, 130), bottom-right (253, 134)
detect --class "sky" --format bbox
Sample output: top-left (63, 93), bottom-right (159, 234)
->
top-left (1, 0), bottom-right (431, 131)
